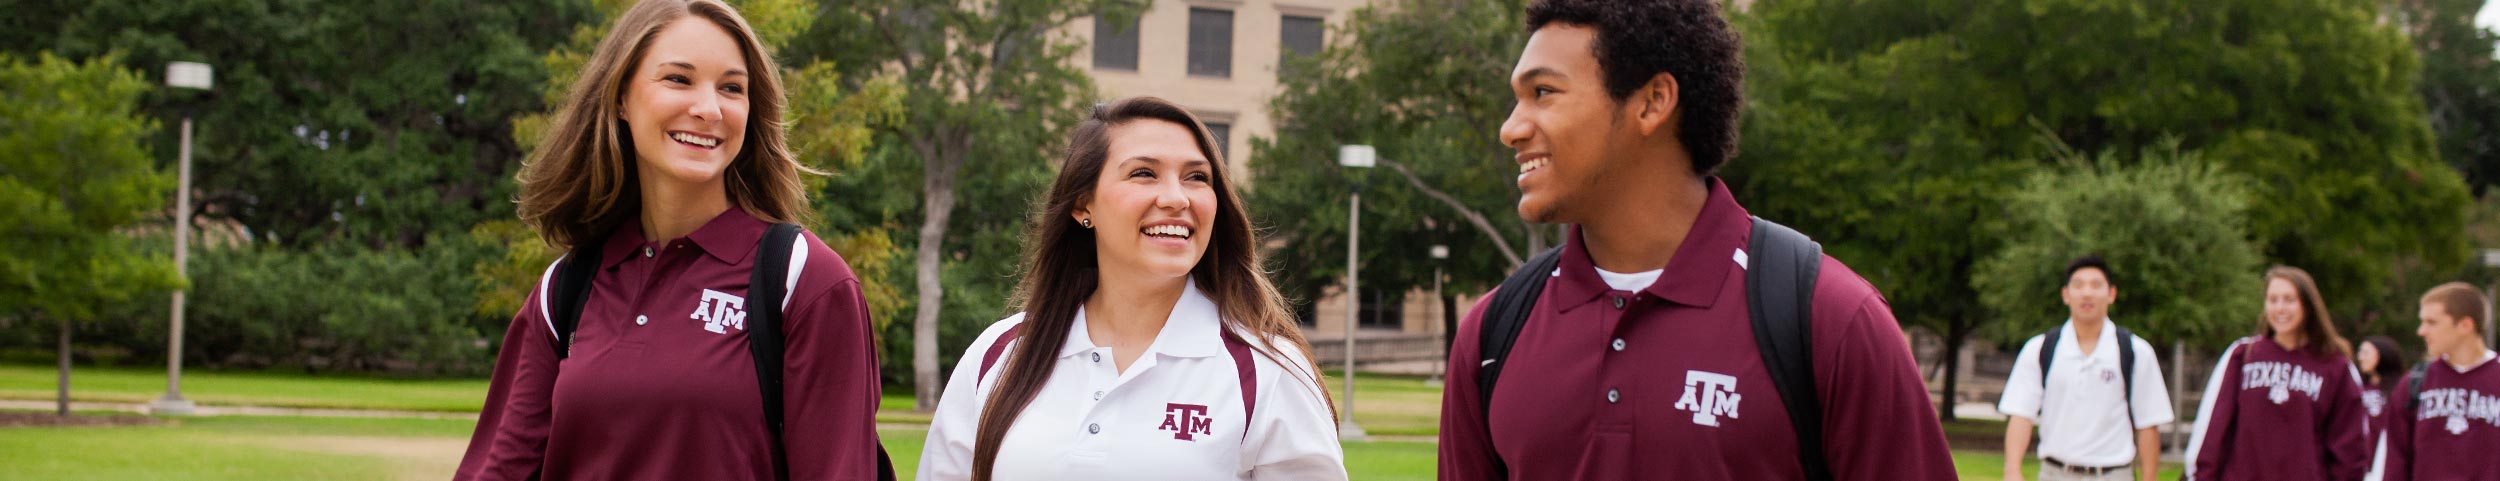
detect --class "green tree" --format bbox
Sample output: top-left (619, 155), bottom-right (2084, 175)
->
top-left (0, 52), bottom-right (182, 414)
top-left (5, 0), bottom-right (594, 250)
top-left (803, 0), bottom-right (1144, 408)
top-left (1973, 144), bottom-right (2268, 351)
top-left (1253, 0), bottom-right (1539, 325)
top-left (1738, 0), bottom-right (2470, 418)
top-left (2391, 0), bottom-right (2500, 196)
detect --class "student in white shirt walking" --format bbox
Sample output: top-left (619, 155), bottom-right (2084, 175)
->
top-left (916, 97), bottom-right (1346, 481)
top-left (1999, 256), bottom-right (2177, 481)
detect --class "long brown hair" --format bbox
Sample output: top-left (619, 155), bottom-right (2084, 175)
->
top-left (969, 97), bottom-right (1333, 480)
top-left (514, 0), bottom-right (811, 249)
top-left (2258, 265), bottom-right (2354, 359)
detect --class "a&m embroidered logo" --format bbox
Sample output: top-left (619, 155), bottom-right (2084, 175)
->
top-left (691, 289), bottom-right (748, 334)
top-left (2240, 362), bottom-right (2324, 405)
top-left (2416, 388), bottom-right (2500, 435)
top-left (1159, 403), bottom-right (1213, 440)
top-left (1673, 370), bottom-right (1742, 427)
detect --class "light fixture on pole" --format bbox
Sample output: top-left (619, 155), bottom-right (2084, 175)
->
top-left (1427, 244), bottom-right (1448, 387)
top-left (154, 61), bottom-right (212, 416)
top-left (1336, 144), bottom-right (1375, 441)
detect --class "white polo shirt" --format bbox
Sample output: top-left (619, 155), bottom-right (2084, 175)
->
top-left (916, 282), bottom-right (1347, 481)
top-left (1997, 319), bottom-right (2178, 467)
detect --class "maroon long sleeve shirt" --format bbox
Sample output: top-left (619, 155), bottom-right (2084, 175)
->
top-left (2192, 338), bottom-right (2370, 481)
top-left (2382, 352), bottom-right (2500, 481)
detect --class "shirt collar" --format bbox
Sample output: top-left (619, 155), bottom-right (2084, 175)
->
top-left (2059, 318), bottom-right (2119, 359)
top-left (2443, 348), bottom-right (2500, 374)
top-left (1548, 177), bottom-right (1750, 313)
top-left (1060, 279), bottom-right (1228, 359)
top-left (595, 208), bottom-right (768, 270)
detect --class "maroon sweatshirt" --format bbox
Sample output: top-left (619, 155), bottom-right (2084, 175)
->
top-left (2191, 338), bottom-right (2369, 481)
top-left (2382, 353), bottom-right (2500, 481)
top-left (1435, 178), bottom-right (1956, 481)
top-left (454, 210), bottom-right (883, 481)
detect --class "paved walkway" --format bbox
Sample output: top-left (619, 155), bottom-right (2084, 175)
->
top-left (0, 399), bottom-right (478, 420)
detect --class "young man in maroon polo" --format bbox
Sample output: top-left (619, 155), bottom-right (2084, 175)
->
top-left (1434, 0), bottom-right (1955, 480)
top-left (2381, 282), bottom-right (2500, 480)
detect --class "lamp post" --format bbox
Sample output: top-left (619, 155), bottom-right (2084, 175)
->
top-left (153, 61), bottom-right (212, 416)
top-left (1337, 144), bottom-right (1375, 441)
top-left (1428, 245), bottom-right (1448, 387)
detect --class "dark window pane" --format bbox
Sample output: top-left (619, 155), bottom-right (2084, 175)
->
top-left (1092, 14), bottom-right (1139, 71)
top-left (1205, 122), bottom-right (1232, 156)
top-left (1281, 15), bottom-right (1324, 58)
top-left (1188, 8), bottom-right (1233, 77)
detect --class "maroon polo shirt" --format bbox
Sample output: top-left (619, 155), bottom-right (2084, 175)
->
top-left (2191, 339), bottom-right (2369, 481)
top-left (455, 209), bottom-right (883, 481)
top-left (1437, 178), bottom-right (1955, 481)
top-left (2382, 354), bottom-right (2500, 481)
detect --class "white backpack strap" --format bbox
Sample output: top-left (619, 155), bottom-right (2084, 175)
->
top-left (537, 255), bottom-right (566, 336)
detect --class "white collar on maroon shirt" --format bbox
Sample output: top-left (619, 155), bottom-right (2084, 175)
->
top-left (1059, 279), bottom-right (1229, 360)
top-left (2443, 348), bottom-right (2500, 374)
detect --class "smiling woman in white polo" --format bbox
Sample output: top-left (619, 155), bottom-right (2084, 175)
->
top-left (914, 97), bottom-right (1346, 481)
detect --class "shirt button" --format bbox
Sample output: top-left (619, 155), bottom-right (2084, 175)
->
top-left (635, 315), bottom-right (648, 326)
top-left (1087, 423), bottom-right (1101, 434)
top-left (641, 246), bottom-right (654, 258)
top-left (1093, 391), bottom-right (1105, 401)
top-left (1612, 296), bottom-right (1627, 309)
top-left (1091, 352), bottom-right (1101, 363)
top-left (1611, 338), bottom-right (1626, 351)
top-left (1606, 388), bottom-right (1621, 404)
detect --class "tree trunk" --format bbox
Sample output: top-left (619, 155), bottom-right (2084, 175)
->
top-left (56, 313), bottom-right (71, 417)
top-left (1937, 318), bottom-right (1973, 422)
top-left (911, 136), bottom-right (965, 411)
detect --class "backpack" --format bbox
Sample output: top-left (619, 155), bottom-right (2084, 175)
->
top-left (1475, 217), bottom-right (1829, 481)
top-left (548, 223), bottom-right (897, 481)
top-left (975, 321), bottom-right (1262, 440)
top-left (2036, 323), bottom-right (2139, 427)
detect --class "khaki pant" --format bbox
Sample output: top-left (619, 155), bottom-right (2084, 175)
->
top-left (2039, 464), bottom-right (2133, 481)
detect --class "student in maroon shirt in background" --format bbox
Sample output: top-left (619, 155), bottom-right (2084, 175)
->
top-left (1435, 0), bottom-right (1955, 479)
top-left (2185, 266), bottom-right (2368, 481)
top-left (2381, 283), bottom-right (2500, 481)
top-left (2356, 335), bottom-right (2407, 477)
top-left (454, 1), bottom-right (882, 480)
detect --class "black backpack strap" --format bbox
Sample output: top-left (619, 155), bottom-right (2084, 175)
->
top-left (1746, 217), bottom-right (1829, 481)
top-left (1476, 246), bottom-right (1564, 479)
top-left (2114, 325), bottom-right (2137, 428)
top-left (1221, 329), bottom-right (1258, 441)
top-left (2038, 325), bottom-right (2062, 389)
top-left (548, 238), bottom-right (605, 359)
top-left (747, 223), bottom-right (802, 481)
top-left (2406, 363), bottom-right (2432, 412)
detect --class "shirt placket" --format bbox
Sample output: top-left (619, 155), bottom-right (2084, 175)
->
top-left (1598, 290), bottom-right (1641, 423)
top-left (1074, 346), bottom-right (1125, 454)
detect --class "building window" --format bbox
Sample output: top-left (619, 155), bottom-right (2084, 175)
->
top-left (1204, 121), bottom-right (1232, 157)
top-left (1359, 289), bottom-right (1403, 328)
top-left (1281, 15), bottom-right (1324, 58)
top-left (1187, 7), bottom-right (1233, 77)
top-left (1092, 14), bottom-right (1139, 71)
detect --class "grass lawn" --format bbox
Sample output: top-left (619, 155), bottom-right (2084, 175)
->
top-left (0, 363), bottom-right (487, 412)
top-left (3, 363), bottom-right (2185, 480)
top-left (0, 413), bottom-right (474, 481)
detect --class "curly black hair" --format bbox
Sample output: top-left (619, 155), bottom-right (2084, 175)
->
top-left (1527, 0), bottom-right (1745, 176)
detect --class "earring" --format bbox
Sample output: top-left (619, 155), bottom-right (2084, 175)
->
top-left (1079, 218), bottom-right (1093, 228)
